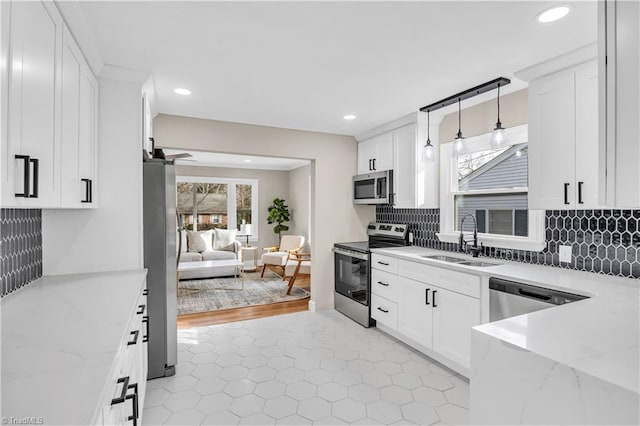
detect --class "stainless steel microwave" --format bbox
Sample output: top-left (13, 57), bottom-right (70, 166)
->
top-left (353, 170), bottom-right (393, 205)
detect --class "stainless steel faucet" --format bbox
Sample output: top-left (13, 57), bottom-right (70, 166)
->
top-left (459, 214), bottom-right (482, 257)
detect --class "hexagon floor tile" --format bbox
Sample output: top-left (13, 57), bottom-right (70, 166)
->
top-left (142, 310), bottom-right (469, 425)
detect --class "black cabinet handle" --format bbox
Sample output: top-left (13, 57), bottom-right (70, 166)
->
top-left (578, 181), bottom-right (584, 204)
top-left (14, 155), bottom-right (30, 198)
top-left (432, 290), bottom-right (438, 308)
top-left (377, 306), bottom-right (389, 313)
top-left (377, 261), bottom-right (389, 266)
top-left (368, 159), bottom-right (372, 171)
top-left (142, 316), bottom-right (149, 343)
top-left (136, 304), bottom-right (145, 315)
top-left (377, 281), bottom-right (389, 287)
top-left (142, 289), bottom-right (149, 296)
top-left (372, 158), bottom-right (376, 171)
top-left (111, 376), bottom-right (130, 405)
top-left (81, 178), bottom-right (91, 203)
top-left (425, 288), bottom-right (430, 305)
top-left (29, 158), bottom-right (38, 198)
top-left (127, 330), bottom-right (139, 346)
top-left (563, 183), bottom-right (570, 205)
top-left (126, 383), bottom-right (139, 426)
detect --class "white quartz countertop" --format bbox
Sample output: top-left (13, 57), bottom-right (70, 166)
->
top-left (1, 269), bottom-right (147, 425)
top-left (371, 246), bottom-right (639, 394)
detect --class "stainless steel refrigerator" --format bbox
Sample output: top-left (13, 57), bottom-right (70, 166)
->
top-left (143, 157), bottom-right (178, 379)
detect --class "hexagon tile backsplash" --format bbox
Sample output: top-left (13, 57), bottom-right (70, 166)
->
top-left (376, 206), bottom-right (640, 279)
top-left (1, 209), bottom-right (43, 298)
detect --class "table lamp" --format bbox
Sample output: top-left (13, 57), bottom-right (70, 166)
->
top-left (239, 224), bottom-right (252, 246)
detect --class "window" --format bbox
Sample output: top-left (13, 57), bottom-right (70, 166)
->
top-left (177, 177), bottom-right (258, 239)
top-left (438, 125), bottom-right (545, 251)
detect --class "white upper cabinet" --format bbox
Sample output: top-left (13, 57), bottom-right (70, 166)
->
top-left (2, 0), bottom-right (63, 207)
top-left (599, 0), bottom-right (640, 207)
top-left (356, 112), bottom-right (440, 208)
top-left (1, 0), bottom-right (98, 209)
top-left (357, 133), bottom-right (393, 174)
top-left (61, 26), bottom-right (98, 208)
top-left (519, 49), bottom-right (601, 210)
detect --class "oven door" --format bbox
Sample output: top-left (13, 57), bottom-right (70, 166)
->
top-left (333, 248), bottom-right (370, 306)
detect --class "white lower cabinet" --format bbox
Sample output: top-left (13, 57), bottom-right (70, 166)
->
top-left (398, 276), bottom-right (432, 348)
top-left (372, 253), bottom-right (481, 376)
top-left (431, 287), bottom-right (480, 369)
top-left (98, 288), bottom-right (148, 426)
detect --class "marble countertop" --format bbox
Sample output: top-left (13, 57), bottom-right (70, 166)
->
top-left (371, 246), bottom-right (639, 394)
top-left (1, 269), bottom-right (147, 425)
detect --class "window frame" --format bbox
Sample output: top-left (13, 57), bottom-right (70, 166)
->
top-left (176, 176), bottom-right (259, 241)
top-left (437, 124), bottom-right (546, 251)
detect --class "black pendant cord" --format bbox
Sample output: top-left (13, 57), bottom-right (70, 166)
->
top-left (496, 84), bottom-right (502, 127)
top-left (426, 110), bottom-right (431, 143)
top-left (456, 98), bottom-right (463, 139)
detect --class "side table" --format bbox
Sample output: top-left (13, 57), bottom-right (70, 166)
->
top-left (241, 246), bottom-right (259, 272)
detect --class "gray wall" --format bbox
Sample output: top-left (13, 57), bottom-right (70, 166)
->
top-left (175, 165), bottom-right (289, 251)
top-left (288, 164), bottom-right (312, 252)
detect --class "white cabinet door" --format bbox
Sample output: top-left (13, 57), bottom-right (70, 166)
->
top-left (3, 0), bottom-right (62, 207)
top-left (431, 286), bottom-right (480, 370)
top-left (528, 69), bottom-right (576, 210)
top-left (397, 276), bottom-right (432, 349)
top-left (373, 133), bottom-right (393, 172)
top-left (392, 124), bottom-right (417, 208)
top-left (574, 60), bottom-right (601, 209)
top-left (357, 139), bottom-right (377, 174)
top-left (77, 62), bottom-right (98, 207)
top-left (60, 26), bottom-right (81, 207)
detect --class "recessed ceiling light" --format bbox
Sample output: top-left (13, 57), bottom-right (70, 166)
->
top-left (343, 115), bottom-right (356, 120)
top-left (536, 5), bottom-right (570, 23)
top-left (243, 159), bottom-right (252, 163)
top-left (174, 88), bottom-right (191, 96)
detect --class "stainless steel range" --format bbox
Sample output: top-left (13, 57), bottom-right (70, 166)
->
top-left (333, 222), bottom-right (409, 327)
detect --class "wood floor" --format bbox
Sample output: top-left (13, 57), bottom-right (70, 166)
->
top-left (177, 275), bottom-right (310, 329)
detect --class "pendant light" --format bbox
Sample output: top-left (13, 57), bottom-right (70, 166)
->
top-left (453, 98), bottom-right (465, 154)
top-left (422, 110), bottom-right (435, 162)
top-left (490, 84), bottom-right (509, 148)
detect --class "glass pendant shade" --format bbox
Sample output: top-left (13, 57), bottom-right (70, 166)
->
top-left (454, 135), bottom-right (465, 154)
top-left (490, 124), bottom-right (509, 148)
top-left (422, 140), bottom-right (435, 162)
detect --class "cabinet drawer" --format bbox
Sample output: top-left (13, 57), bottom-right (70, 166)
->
top-left (371, 269), bottom-right (399, 302)
top-left (399, 260), bottom-right (480, 298)
top-left (371, 253), bottom-right (398, 274)
top-left (371, 294), bottom-right (398, 331)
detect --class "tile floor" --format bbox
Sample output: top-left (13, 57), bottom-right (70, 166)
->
top-left (143, 310), bottom-right (470, 425)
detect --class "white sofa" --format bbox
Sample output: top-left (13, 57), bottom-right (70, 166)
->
top-left (178, 230), bottom-right (243, 279)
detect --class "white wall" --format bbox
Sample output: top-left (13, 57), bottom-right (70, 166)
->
top-left (42, 68), bottom-right (145, 275)
top-left (154, 114), bottom-right (374, 310)
top-left (175, 164), bottom-right (290, 250)
top-left (288, 164), bottom-right (312, 252)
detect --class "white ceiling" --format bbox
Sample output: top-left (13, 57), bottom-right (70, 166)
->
top-left (164, 150), bottom-right (311, 171)
top-left (79, 1), bottom-right (597, 136)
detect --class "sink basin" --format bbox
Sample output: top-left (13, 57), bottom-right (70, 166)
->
top-left (457, 260), bottom-right (499, 267)
top-left (418, 254), bottom-right (501, 267)
top-left (419, 255), bottom-right (467, 263)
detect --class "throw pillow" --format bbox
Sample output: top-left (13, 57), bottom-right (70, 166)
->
top-left (187, 230), bottom-right (213, 253)
top-left (213, 228), bottom-right (237, 251)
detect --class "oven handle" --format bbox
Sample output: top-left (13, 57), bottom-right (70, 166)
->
top-left (332, 247), bottom-right (369, 261)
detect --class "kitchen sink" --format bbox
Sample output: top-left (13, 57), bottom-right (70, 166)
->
top-left (419, 255), bottom-right (468, 263)
top-left (457, 260), bottom-right (499, 267)
top-left (418, 254), bottom-right (500, 267)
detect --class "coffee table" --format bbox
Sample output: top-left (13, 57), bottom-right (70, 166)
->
top-left (178, 259), bottom-right (244, 290)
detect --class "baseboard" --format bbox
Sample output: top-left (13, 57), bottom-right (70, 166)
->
top-left (308, 300), bottom-right (316, 312)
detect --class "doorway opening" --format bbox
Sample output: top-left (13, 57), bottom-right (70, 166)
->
top-left (165, 149), bottom-right (314, 328)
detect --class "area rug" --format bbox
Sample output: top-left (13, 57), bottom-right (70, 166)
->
top-left (177, 270), bottom-right (310, 315)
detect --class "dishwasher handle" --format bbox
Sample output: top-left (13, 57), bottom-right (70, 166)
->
top-left (518, 288), bottom-right (552, 301)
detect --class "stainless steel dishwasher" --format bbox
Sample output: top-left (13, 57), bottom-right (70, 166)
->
top-left (489, 277), bottom-right (588, 321)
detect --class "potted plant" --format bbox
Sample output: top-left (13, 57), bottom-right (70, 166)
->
top-left (267, 198), bottom-right (290, 242)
